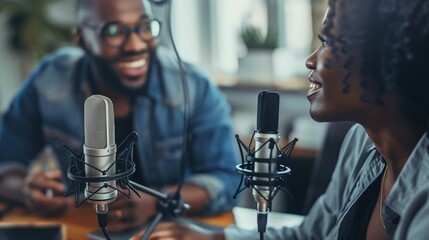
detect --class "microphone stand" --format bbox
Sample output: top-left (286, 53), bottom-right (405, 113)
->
top-left (117, 128), bottom-right (190, 240)
top-left (128, 181), bottom-right (190, 240)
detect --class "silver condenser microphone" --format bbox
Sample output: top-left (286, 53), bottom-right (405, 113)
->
top-left (84, 94), bottom-right (118, 215)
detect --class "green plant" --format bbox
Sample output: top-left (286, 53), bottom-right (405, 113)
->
top-left (0, 0), bottom-right (72, 62)
top-left (240, 25), bottom-right (278, 50)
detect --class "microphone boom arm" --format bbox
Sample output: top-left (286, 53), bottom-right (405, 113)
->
top-left (128, 181), bottom-right (190, 240)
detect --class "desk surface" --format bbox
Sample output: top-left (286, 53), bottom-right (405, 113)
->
top-left (0, 203), bottom-right (234, 240)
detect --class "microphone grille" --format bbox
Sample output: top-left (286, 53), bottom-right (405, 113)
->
top-left (256, 90), bottom-right (279, 133)
top-left (84, 95), bottom-right (115, 149)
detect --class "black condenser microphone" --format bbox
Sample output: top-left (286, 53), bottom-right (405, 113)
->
top-left (253, 91), bottom-right (280, 232)
top-left (233, 90), bottom-right (297, 240)
top-left (84, 95), bottom-right (118, 215)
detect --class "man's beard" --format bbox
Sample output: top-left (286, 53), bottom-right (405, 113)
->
top-left (88, 49), bottom-right (155, 97)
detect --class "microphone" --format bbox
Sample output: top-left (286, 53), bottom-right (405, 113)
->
top-left (64, 94), bottom-right (188, 240)
top-left (234, 90), bottom-right (297, 240)
top-left (253, 91), bottom-right (280, 230)
top-left (64, 94), bottom-right (138, 240)
top-left (83, 95), bottom-right (117, 215)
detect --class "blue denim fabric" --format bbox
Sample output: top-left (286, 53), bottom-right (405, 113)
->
top-left (225, 124), bottom-right (429, 240)
top-left (0, 47), bottom-right (240, 215)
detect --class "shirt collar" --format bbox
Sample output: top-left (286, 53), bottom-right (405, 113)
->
top-left (145, 52), bottom-right (163, 102)
top-left (144, 47), bottom-right (186, 107)
top-left (385, 133), bottom-right (429, 214)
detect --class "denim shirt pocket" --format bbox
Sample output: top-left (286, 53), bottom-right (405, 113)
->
top-left (154, 135), bottom-right (184, 184)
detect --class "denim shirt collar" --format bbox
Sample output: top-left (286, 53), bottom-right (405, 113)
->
top-left (144, 47), bottom-right (185, 107)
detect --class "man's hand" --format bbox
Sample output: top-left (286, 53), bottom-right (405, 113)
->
top-left (107, 189), bottom-right (157, 233)
top-left (129, 222), bottom-right (225, 240)
top-left (23, 169), bottom-right (70, 217)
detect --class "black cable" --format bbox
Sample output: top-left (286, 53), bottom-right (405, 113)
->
top-left (163, 0), bottom-right (191, 198)
top-left (101, 227), bottom-right (111, 240)
top-left (97, 213), bottom-right (111, 240)
top-left (134, 2), bottom-right (191, 239)
top-left (257, 213), bottom-right (267, 240)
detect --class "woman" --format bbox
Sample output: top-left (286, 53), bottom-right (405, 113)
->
top-left (131, 0), bottom-right (429, 239)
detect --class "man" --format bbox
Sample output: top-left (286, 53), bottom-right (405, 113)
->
top-left (0, 0), bottom-right (239, 233)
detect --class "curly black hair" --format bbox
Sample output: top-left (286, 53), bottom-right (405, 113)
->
top-left (323, 0), bottom-right (429, 125)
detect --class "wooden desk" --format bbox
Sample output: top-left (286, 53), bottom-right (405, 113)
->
top-left (0, 203), bottom-right (234, 240)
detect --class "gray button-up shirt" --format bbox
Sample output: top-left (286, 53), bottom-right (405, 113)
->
top-left (225, 124), bottom-right (429, 239)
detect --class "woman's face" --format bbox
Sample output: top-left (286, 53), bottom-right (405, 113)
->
top-left (305, 8), bottom-right (373, 123)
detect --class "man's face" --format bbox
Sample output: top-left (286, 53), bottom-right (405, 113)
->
top-left (78, 0), bottom-right (158, 95)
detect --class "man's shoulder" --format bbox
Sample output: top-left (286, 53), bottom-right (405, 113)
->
top-left (33, 47), bottom-right (86, 100)
top-left (156, 46), bottom-right (208, 80)
top-left (155, 46), bottom-right (216, 101)
top-left (32, 47), bottom-right (85, 77)
top-left (44, 47), bottom-right (85, 68)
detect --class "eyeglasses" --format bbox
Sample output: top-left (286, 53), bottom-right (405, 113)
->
top-left (83, 19), bottom-right (161, 47)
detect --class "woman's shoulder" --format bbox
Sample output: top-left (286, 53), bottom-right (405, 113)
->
top-left (394, 181), bottom-right (429, 240)
top-left (332, 123), bottom-right (376, 180)
top-left (340, 124), bottom-right (374, 156)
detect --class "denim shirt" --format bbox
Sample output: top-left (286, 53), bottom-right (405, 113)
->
top-left (225, 124), bottom-right (429, 239)
top-left (0, 47), bottom-right (240, 215)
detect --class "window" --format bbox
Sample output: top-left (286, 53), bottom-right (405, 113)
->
top-left (157, 0), bottom-right (313, 83)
